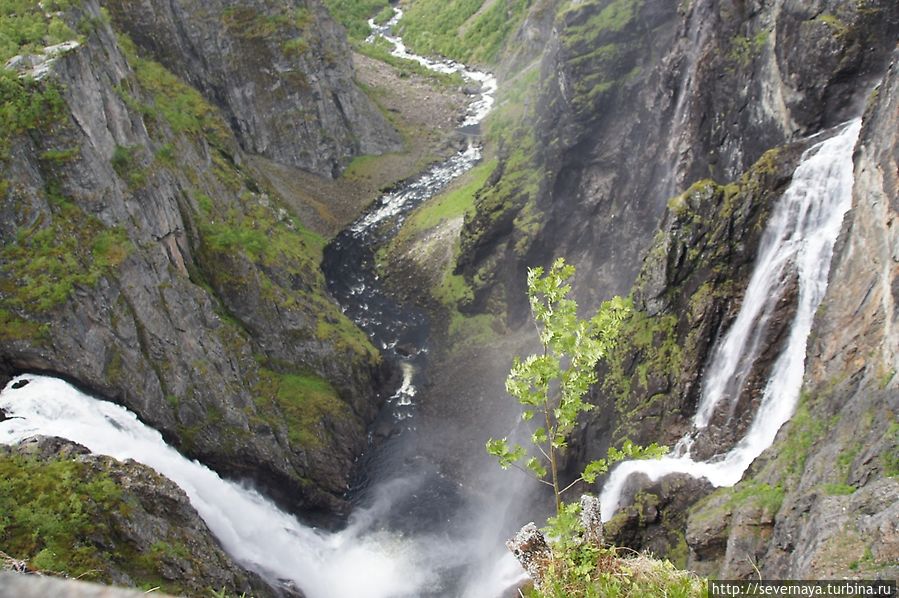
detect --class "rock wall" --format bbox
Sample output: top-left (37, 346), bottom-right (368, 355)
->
top-left (103, 0), bottom-right (401, 177)
top-left (456, 0), bottom-right (898, 318)
top-left (0, 1), bottom-right (390, 519)
top-left (0, 436), bottom-right (274, 596)
top-left (685, 52), bottom-right (899, 582)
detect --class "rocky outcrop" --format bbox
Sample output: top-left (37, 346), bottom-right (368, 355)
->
top-left (564, 143), bottom-right (804, 477)
top-left (456, 0), bottom-right (898, 318)
top-left (0, 1), bottom-right (389, 519)
top-left (103, 0), bottom-right (401, 177)
top-left (684, 52), bottom-right (899, 582)
top-left (0, 436), bottom-right (274, 596)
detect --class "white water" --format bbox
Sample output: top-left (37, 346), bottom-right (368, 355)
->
top-left (352, 7), bottom-right (497, 234)
top-left (0, 375), bottom-right (445, 597)
top-left (600, 118), bottom-right (862, 520)
top-left (367, 8), bottom-right (497, 128)
top-left (0, 12), bottom-right (523, 598)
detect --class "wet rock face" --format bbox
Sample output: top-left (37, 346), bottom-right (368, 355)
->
top-left (459, 0), bottom-right (898, 317)
top-left (0, 436), bottom-right (274, 596)
top-left (104, 0), bottom-right (401, 177)
top-left (684, 54), bottom-right (899, 580)
top-left (565, 144), bottom-right (803, 477)
top-left (0, 0), bottom-right (386, 519)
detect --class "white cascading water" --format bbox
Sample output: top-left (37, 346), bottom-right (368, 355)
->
top-left (600, 118), bottom-right (862, 520)
top-left (0, 375), bottom-right (441, 597)
top-left (0, 10), bottom-right (525, 598)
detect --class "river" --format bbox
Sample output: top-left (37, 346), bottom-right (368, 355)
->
top-left (0, 10), bottom-right (525, 598)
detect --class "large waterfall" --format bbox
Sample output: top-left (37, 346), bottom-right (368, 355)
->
top-left (0, 375), bottom-right (434, 596)
top-left (599, 118), bottom-right (862, 519)
top-left (0, 9), bottom-right (526, 598)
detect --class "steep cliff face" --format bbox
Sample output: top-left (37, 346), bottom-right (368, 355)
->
top-left (0, 436), bottom-right (274, 595)
top-left (456, 0), bottom-right (898, 317)
top-left (685, 54), bottom-right (899, 582)
top-left (0, 1), bottom-right (390, 518)
top-left (104, 0), bottom-right (401, 177)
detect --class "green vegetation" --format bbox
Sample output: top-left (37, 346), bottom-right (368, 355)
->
top-left (487, 259), bottom-right (663, 512)
top-left (604, 308), bottom-right (681, 414)
top-left (0, 452), bottom-right (183, 591)
top-left (0, 0), bottom-right (78, 61)
top-left (221, 5), bottom-right (311, 48)
top-left (0, 196), bottom-right (131, 313)
top-left (527, 549), bottom-right (705, 598)
top-left (110, 144), bottom-right (147, 189)
top-left (354, 36), bottom-right (465, 87)
top-left (727, 30), bottom-right (768, 68)
top-left (321, 0), bottom-right (391, 41)
top-left (407, 159), bottom-right (495, 238)
top-left (398, 0), bottom-right (533, 64)
top-left (196, 188), bottom-right (377, 361)
top-left (883, 421), bottom-right (899, 477)
top-left (116, 34), bottom-right (230, 147)
top-left (0, 0), bottom-right (76, 158)
top-left (0, 452), bottom-right (124, 578)
top-left (487, 260), bottom-right (693, 597)
top-left (253, 368), bottom-right (351, 448)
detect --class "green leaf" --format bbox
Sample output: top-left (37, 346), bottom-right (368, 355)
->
top-left (526, 457), bottom-right (548, 478)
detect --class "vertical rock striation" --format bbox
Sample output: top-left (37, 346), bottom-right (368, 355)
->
top-left (0, 0), bottom-right (392, 519)
top-left (103, 0), bottom-right (401, 177)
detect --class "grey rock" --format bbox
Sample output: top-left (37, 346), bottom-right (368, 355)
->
top-left (103, 0), bottom-right (401, 177)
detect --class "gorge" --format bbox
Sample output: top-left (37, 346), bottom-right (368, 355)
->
top-left (1, 0), bottom-right (898, 596)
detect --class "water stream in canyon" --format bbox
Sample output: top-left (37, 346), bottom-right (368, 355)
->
top-left (0, 7), bottom-right (866, 596)
top-left (0, 10), bottom-right (524, 598)
top-left (599, 118), bottom-right (862, 519)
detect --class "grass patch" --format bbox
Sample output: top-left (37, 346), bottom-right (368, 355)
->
top-left (398, 0), bottom-right (533, 64)
top-left (115, 34), bottom-right (230, 147)
top-left (354, 36), bottom-right (465, 88)
top-left (0, 196), bottom-right (131, 313)
top-left (253, 368), bottom-right (351, 448)
top-left (405, 158), bottom-right (496, 236)
top-left (0, 453), bottom-right (124, 579)
top-left (529, 549), bottom-right (706, 598)
top-left (321, 0), bottom-right (391, 41)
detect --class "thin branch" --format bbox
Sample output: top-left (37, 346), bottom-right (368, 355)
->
top-left (559, 476), bottom-right (584, 496)
top-left (536, 443), bottom-right (550, 461)
top-left (510, 462), bottom-right (555, 487)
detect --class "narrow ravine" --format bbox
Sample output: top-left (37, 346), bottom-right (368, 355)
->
top-left (0, 11), bottom-right (522, 598)
top-left (599, 119), bottom-right (862, 519)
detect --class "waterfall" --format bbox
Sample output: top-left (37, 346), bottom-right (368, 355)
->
top-left (0, 375), bottom-right (446, 597)
top-left (599, 118), bottom-right (862, 520)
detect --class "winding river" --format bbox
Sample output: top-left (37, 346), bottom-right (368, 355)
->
top-left (1, 11), bottom-right (523, 598)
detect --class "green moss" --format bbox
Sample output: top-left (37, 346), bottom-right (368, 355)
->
top-left (0, 197), bottom-right (131, 314)
top-left (883, 421), bottom-right (899, 477)
top-left (560, 0), bottom-right (640, 40)
top-left (0, 453), bottom-right (127, 581)
top-left (253, 368), bottom-right (350, 448)
top-left (111, 144), bottom-right (147, 189)
top-left (221, 5), bottom-right (310, 41)
top-left (604, 306), bottom-right (681, 414)
top-left (116, 34), bottom-right (230, 148)
top-left (823, 483), bottom-right (856, 496)
top-left (779, 395), bottom-right (834, 477)
top-left (727, 30), bottom-right (768, 67)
